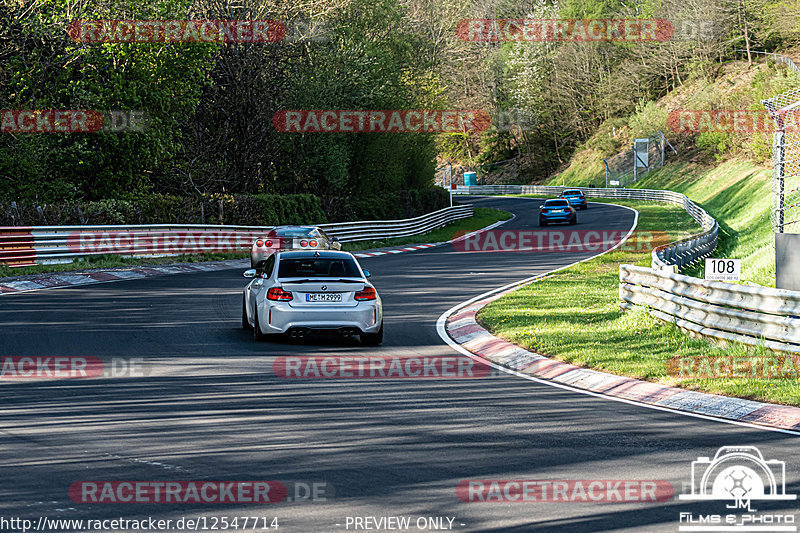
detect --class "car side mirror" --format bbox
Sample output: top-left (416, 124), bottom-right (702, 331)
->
top-left (539, 205), bottom-right (544, 209)
top-left (363, 269), bottom-right (371, 278)
top-left (243, 269), bottom-right (257, 278)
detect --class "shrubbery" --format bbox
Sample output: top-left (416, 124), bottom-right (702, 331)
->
top-left (0, 189), bottom-right (449, 226)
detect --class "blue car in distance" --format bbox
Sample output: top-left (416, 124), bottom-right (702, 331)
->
top-left (560, 189), bottom-right (588, 210)
top-left (539, 199), bottom-right (577, 227)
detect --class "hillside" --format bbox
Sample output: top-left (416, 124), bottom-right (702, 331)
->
top-left (544, 57), bottom-right (800, 287)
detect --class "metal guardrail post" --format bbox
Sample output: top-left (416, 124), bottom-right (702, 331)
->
top-left (774, 130), bottom-right (786, 233)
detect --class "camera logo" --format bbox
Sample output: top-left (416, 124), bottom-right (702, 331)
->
top-left (680, 446), bottom-right (795, 509)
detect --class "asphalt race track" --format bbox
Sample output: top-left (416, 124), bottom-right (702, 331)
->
top-left (0, 196), bottom-right (797, 532)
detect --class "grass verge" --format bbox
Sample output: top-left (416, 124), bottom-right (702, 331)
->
top-left (632, 160), bottom-right (773, 286)
top-left (548, 157), bottom-right (774, 287)
top-left (0, 208), bottom-right (511, 279)
top-left (477, 199), bottom-right (800, 407)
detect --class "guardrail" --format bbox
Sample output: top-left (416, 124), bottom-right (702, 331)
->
top-left (0, 205), bottom-right (473, 267)
top-left (319, 205), bottom-right (472, 243)
top-left (735, 49), bottom-right (800, 74)
top-left (620, 265), bottom-right (800, 354)
top-left (452, 184), bottom-right (718, 270)
top-left (453, 184), bottom-right (800, 351)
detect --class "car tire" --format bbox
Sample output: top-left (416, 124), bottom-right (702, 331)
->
top-left (361, 323), bottom-right (383, 346)
top-left (569, 216), bottom-right (577, 225)
top-left (253, 307), bottom-right (266, 341)
top-left (242, 296), bottom-right (252, 330)
top-left (582, 205), bottom-right (588, 210)
top-left (539, 219), bottom-right (547, 227)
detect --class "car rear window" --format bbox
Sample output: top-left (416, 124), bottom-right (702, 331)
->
top-left (544, 200), bottom-right (569, 207)
top-left (563, 190), bottom-right (582, 195)
top-left (275, 228), bottom-right (315, 237)
top-left (278, 257), bottom-right (361, 278)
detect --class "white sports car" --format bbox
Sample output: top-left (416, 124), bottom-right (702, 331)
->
top-left (242, 250), bottom-right (383, 345)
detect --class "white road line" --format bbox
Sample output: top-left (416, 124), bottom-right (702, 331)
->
top-left (435, 198), bottom-right (800, 436)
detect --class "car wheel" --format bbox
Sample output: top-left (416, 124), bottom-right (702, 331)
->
top-left (582, 205), bottom-right (588, 210)
top-left (539, 219), bottom-right (547, 227)
top-left (242, 296), bottom-right (252, 330)
top-left (569, 216), bottom-right (577, 225)
top-left (361, 323), bottom-right (383, 346)
top-left (253, 307), bottom-right (266, 341)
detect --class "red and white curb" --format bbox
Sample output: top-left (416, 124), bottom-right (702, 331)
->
top-left (0, 259), bottom-right (248, 295)
top-left (435, 201), bottom-right (800, 435)
top-left (354, 243), bottom-right (438, 258)
top-left (442, 297), bottom-right (800, 433)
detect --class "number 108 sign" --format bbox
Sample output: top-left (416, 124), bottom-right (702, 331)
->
top-left (704, 258), bottom-right (741, 281)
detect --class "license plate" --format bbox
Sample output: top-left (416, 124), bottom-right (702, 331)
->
top-left (554, 209), bottom-right (564, 213)
top-left (306, 293), bottom-right (342, 302)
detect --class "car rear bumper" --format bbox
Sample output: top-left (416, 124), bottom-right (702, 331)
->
top-left (540, 213), bottom-right (574, 221)
top-left (258, 301), bottom-right (382, 334)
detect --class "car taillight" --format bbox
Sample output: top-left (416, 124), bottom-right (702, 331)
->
top-left (256, 240), bottom-right (264, 247)
top-left (309, 240), bottom-right (318, 247)
top-left (265, 240), bottom-right (273, 247)
top-left (300, 240), bottom-right (308, 247)
top-left (267, 287), bottom-right (293, 301)
top-left (354, 287), bottom-right (377, 301)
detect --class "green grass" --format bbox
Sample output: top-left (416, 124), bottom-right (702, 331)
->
top-left (631, 160), bottom-right (774, 286)
top-left (545, 158), bottom-right (774, 286)
top-left (546, 149), bottom-right (607, 188)
top-left (0, 208), bottom-right (511, 278)
top-left (477, 199), bottom-right (800, 406)
top-left (341, 207), bottom-right (512, 251)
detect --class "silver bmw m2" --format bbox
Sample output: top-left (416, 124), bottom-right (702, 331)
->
top-left (242, 250), bottom-right (383, 345)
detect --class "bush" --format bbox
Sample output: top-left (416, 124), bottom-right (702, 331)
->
top-left (0, 189), bottom-right (447, 226)
top-left (347, 188), bottom-right (449, 222)
top-left (628, 101), bottom-right (667, 138)
top-left (696, 132), bottom-right (732, 161)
